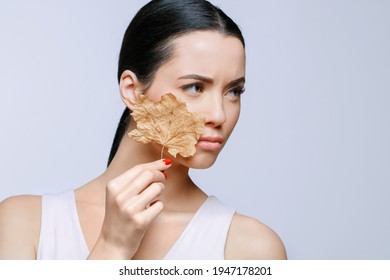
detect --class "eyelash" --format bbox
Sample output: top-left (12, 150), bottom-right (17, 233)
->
top-left (180, 83), bottom-right (204, 96)
top-left (180, 83), bottom-right (245, 98)
top-left (227, 86), bottom-right (245, 97)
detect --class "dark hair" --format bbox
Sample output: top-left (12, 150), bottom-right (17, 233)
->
top-left (107, 0), bottom-right (245, 167)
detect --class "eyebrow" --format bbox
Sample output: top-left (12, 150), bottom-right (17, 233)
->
top-left (178, 74), bottom-right (245, 87)
top-left (178, 74), bottom-right (214, 84)
top-left (226, 77), bottom-right (246, 88)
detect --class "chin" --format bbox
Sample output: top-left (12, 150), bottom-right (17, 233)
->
top-left (178, 152), bottom-right (220, 169)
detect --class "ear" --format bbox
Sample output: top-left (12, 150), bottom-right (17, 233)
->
top-left (119, 70), bottom-right (143, 111)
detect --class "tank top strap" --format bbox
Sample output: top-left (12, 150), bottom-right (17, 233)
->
top-left (37, 189), bottom-right (89, 259)
top-left (164, 196), bottom-right (236, 260)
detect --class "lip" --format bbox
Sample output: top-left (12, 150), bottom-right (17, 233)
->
top-left (196, 135), bottom-right (224, 151)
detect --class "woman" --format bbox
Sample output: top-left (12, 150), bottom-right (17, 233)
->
top-left (0, 0), bottom-right (286, 260)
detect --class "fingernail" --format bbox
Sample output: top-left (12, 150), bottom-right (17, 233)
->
top-left (163, 158), bottom-right (172, 165)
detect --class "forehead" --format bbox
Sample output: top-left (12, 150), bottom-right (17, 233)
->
top-left (158, 31), bottom-right (246, 80)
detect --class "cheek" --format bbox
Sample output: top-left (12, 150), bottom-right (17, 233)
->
top-left (144, 79), bottom-right (174, 102)
top-left (144, 89), bottom-right (164, 102)
top-left (226, 102), bottom-right (241, 126)
top-left (180, 98), bottom-right (202, 113)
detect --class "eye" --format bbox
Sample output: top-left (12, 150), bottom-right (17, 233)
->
top-left (181, 83), bottom-right (204, 96)
top-left (226, 87), bottom-right (245, 99)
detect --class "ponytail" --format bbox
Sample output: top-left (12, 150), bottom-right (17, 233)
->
top-left (107, 107), bottom-right (131, 167)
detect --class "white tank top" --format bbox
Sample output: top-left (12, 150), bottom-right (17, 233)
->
top-left (37, 190), bottom-right (235, 260)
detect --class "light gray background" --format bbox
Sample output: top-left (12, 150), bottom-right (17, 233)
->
top-left (1, 0), bottom-right (389, 259)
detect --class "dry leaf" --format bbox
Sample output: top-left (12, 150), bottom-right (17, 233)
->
top-left (128, 93), bottom-right (205, 158)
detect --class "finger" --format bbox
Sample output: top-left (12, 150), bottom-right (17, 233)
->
top-left (129, 182), bottom-right (165, 212)
top-left (110, 170), bottom-right (164, 209)
top-left (125, 170), bottom-right (166, 199)
top-left (107, 158), bottom-right (171, 193)
top-left (138, 200), bottom-right (164, 225)
top-left (147, 194), bottom-right (162, 209)
top-left (118, 158), bottom-right (172, 183)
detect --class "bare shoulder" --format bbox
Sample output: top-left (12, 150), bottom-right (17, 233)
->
top-left (225, 213), bottom-right (287, 260)
top-left (0, 195), bottom-right (41, 259)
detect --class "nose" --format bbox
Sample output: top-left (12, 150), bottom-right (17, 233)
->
top-left (204, 94), bottom-right (226, 127)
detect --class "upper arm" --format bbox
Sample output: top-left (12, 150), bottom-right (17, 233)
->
top-left (225, 214), bottom-right (287, 260)
top-left (0, 195), bottom-right (41, 260)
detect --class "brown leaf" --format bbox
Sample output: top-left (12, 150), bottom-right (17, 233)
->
top-left (128, 93), bottom-right (205, 158)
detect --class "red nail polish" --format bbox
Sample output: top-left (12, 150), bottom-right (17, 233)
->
top-left (163, 171), bottom-right (167, 180)
top-left (163, 158), bottom-right (172, 165)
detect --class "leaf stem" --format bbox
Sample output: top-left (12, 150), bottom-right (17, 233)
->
top-left (160, 145), bottom-right (165, 159)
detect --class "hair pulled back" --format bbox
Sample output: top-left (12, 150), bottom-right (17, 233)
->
top-left (108, 0), bottom-right (245, 167)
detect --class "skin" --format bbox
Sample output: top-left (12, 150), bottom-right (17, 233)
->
top-left (0, 31), bottom-right (287, 260)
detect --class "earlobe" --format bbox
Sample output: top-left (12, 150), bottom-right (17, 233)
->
top-left (119, 70), bottom-right (142, 111)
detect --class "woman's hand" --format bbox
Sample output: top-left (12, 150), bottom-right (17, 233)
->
top-left (88, 158), bottom-right (172, 259)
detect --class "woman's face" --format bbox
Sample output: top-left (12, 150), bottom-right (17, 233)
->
top-left (144, 31), bottom-right (246, 169)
